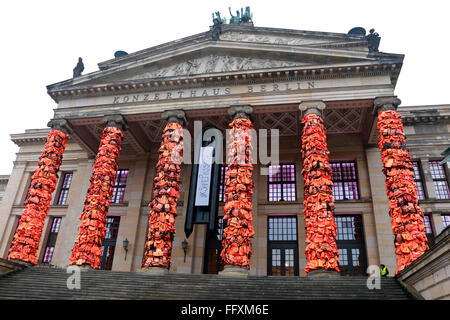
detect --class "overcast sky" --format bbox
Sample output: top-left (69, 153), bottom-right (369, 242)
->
top-left (0, 0), bottom-right (448, 175)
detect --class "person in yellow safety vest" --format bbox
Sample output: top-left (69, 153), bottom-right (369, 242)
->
top-left (380, 264), bottom-right (389, 277)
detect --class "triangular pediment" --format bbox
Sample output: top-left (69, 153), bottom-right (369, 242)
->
top-left (47, 24), bottom-right (404, 94)
top-left (94, 52), bottom-right (316, 84)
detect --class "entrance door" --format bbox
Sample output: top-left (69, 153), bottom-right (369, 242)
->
top-left (100, 216), bottom-right (120, 270)
top-left (203, 217), bottom-right (225, 274)
top-left (267, 216), bottom-right (299, 276)
top-left (335, 215), bottom-right (368, 276)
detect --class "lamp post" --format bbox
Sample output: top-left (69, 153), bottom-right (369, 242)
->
top-left (123, 238), bottom-right (129, 261)
top-left (182, 240), bottom-right (188, 262)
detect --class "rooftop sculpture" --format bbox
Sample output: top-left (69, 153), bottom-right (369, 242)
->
top-left (212, 6), bottom-right (252, 25)
top-left (366, 29), bottom-right (381, 52)
top-left (347, 27), bottom-right (381, 52)
top-left (73, 57), bottom-right (84, 78)
top-left (211, 6), bottom-right (253, 40)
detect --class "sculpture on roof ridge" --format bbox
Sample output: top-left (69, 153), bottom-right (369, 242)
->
top-left (211, 12), bottom-right (225, 40)
top-left (229, 6), bottom-right (253, 24)
top-left (366, 29), bottom-right (381, 52)
top-left (73, 57), bottom-right (84, 78)
top-left (212, 11), bottom-right (226, 25)
top-left (211, 6), bottom-right (253, 26)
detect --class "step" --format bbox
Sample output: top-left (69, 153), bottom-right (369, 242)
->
top-left (0, 267), bottom-right (412, 300)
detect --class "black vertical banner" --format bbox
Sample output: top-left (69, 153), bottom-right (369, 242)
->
top-left (185, 126), bottom-right (222, 238)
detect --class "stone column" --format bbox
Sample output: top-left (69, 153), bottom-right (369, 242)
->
top-left (374, 96), bottom-right (429, 274)
top-left (299, 101), bottom-right (340, 277)
top-left (8, 119), bottom-right (70, 265)
top-left (69, 114), bottom-right (127, 269)
top-left (219, 105), bottom-right (254, 277)
top-left (141, 110), bottom-right (185, 274)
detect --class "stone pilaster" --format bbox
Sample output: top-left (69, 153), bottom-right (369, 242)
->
top-left (114, 156), bottom-right (149, 271)
top-left (69, 115), bottom-right (126, 269)
top-left (299, 101), bottom-right (340, 276)
top-left (142, 110), bottom-right (185, 273)
top-left (219, 105), bottom-right (254, 277)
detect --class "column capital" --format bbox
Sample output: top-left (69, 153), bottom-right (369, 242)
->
top-left (228, 104), bottom-right (253, 121)
top-left (47, 118), bottom-right (73, 135)
top-left (161, 109), bottom-right (186, 126)
top-left (102, 114), bottom-right (128, 131)
top-left (373, 96), bottom-right (401, 115)
top-left (299, 101), bottom-right (326, 116)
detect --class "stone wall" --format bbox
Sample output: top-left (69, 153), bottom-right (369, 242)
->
top-left (0, 175), bottom-right (9, 203)
top-left (396, 226), bottom-right (450, 300)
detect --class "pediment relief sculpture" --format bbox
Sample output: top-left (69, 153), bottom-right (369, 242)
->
top-left (128, 54), bottom-right (309, 81)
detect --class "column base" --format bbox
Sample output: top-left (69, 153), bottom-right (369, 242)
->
top-left (8, 259), bottom-right (34, 268)
top-left (141, 266), bottom-right (169, 275)
top-left (219, 265), bottom-right (249, 277)
top-left (308, 269), bottom-right (340, 277)
top-left (77, 264), bottom-right (93, 271)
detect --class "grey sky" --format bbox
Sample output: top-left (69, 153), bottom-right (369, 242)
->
top-left (0, 0), bottom-right (448, 175)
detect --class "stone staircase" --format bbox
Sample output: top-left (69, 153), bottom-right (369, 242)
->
top-left (0, 265), bottom-right (413, 300)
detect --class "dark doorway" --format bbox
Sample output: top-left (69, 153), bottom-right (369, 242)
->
top-left (335, 214), bottom-right (368, 276)
top-left (267, 216), bottom-right (299, 276)
top-left (100, 216), bottom-right (121, 270)
top-left (203, 217), bottom-right (225, 274)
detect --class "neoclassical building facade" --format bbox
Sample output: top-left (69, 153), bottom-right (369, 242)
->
top-left (0, 22), bottom-right (449, 277)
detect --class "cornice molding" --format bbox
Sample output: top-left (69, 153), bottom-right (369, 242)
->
top-left (10, 129), bottom-right (73, 146)
top-left (48, 63), bottom-right (400, 103)
top-left (401, 114), bottom-right (450, 125)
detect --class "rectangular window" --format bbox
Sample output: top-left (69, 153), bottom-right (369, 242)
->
top-left (423, 215), bottom-right (433, 234)
top-left (42, 217), bottom-right (62, 264)
top-left (268, 164), bottom-right (296, 202)
top-left (267, 216), bottom-right (299, 276)
top-left (268, 216), bottom-right (297, 241)
top-left (57, 172), bottom-right (73, 205)
top-left (335, 215), bottom-right (363, 241)
top-left (442, 214), bottom-right (450, 229)
top-left (412, 162), bottom-right (426, 200)
top-left (330, 162), bottom-right (360, 200)
top-left (218, 165), bottom-right (228, 202)
top-left (429, 161), bottom-right (450, 199)
top-left (111, 169), bottom-right (129, 204)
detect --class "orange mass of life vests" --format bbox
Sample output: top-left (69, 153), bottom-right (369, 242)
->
top-left (142, 122), bottom-right (183, 268)
top-left (8, 130), bottom-right (67, 264)
top-left (220, 118), bottom-right (255, 269)
top-left (69, 126), bottom-right (123, 269)
top-left (301, 114), bottom-right (340, 275)
top-left (377, 110), bottom-right (428, 274)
